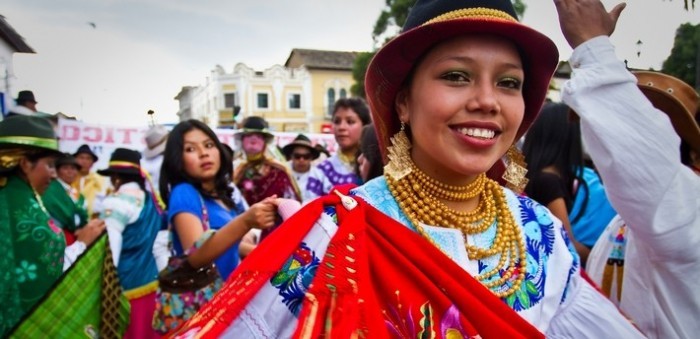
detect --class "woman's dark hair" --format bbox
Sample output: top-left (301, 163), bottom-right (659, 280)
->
top-left (357, 124), bottom-right (384, 182)
top-left (680, 107), bottom-right (700, 166)
top-left (522, 102), bottom-right (584, 218)
top-left (0, 148), bottom-right (57, 176)
top-left (332, 97), bottom-right (371, 125)
top-left (114, 173), bottom-right (146, 191)
top-left (159, 119), bottom-right (236, 210)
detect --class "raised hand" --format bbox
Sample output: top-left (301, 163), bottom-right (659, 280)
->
top-left (553, 0), bottom-right (627, 48)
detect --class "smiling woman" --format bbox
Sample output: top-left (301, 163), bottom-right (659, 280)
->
top-left (0, 115), bottom-right (105, 336)
top-left (171, 0), bottom-right (644, 337)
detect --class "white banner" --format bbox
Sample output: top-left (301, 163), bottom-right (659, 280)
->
top-left (57, 118), bottom-right (338, 171)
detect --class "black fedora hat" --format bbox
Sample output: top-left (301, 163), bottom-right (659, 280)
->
top-left (0, 115), bottom-right (59, 153)
top-left (16, 90), bottom-right (37, 104)
top-left (234, 116), bottom-right (274, 142)
top-left (73, 144), bottom-right (99, 162)
top-left (282, 134), bottom-right (320, 160)
top-left (55, 152), bottom-right (82, 170)
top-left (97, 148), bottom-right (142, 177)
top-left (365, 0), bottom-right (559, 179)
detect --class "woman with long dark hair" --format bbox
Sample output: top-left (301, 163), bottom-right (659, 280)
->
top-left (159, 119), bottom-right (278, 280)
top-left (522, 102), bottom-right (591, 261)
top-left (97, 148), bottom-right (162, 338)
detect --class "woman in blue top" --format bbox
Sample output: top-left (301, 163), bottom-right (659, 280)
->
top-left (160, 119), bottom-right (278, 279)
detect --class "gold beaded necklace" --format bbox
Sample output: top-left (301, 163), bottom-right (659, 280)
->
top-left (385, 165), bottom-right (527, 298)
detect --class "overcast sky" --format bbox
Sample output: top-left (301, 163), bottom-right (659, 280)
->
top-left (3, 0), bottom-right (698, 126)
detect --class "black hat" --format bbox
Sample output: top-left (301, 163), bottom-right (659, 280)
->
top-left (16, 90), bottom-right (37, 104)
top-left (234, 116), bottom-right (274, 142)
top-left (0, 115), bottom-right (59, 153)
top-left (315, 144), bottom-right (330, 158)
top-left (97, 148), bottom-right (142, 177)
top-left (73, 144), bottom-right (99, 162)
top-left (282, 134), bottom-right (320, 160)
top-left (55, 153), bottom-right (82, 170)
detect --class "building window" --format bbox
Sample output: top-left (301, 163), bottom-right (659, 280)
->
top-left (340, 88), bottom-right (347, 99)
top-left (224, 93), bottom-right (236, 108)
top-left (256, 93), bottom-right (269, 109)
top-left (327, 88), bottom-right (336, 116)
top-left (288, 93), bottom-right (301, 110)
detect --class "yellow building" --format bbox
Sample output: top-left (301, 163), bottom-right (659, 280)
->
top-left (175, 49), bottom-right (359, 133)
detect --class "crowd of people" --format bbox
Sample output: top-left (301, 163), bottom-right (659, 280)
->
top-left (1, 0), bottom-right (698, 338)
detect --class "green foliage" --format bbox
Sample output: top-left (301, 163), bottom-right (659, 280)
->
top-left (661, 23), bottom-right (700, 89)
top-left (350, 52), bottom-right (376, 98)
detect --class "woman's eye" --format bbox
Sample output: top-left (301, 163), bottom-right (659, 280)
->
top-left (205, 142), bottom-right (215, 148)
top-left (498, 77), bottom-right (522, 90)
top-left (184, 146), bottom-right (194, 152)
top-left (442, 71), bottom-right (469, 83)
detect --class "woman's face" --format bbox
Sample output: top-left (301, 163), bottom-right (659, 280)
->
top-left (241, 133), bottom-right (267, 155)
top-left (56, 164), bottom-right (79, 185)
top-left (23, 156), bottom-right (57, 194)
top-left (396, 34), bottom-right (525, 185)
top-left (332, 107), bottom-right (363, 152)
top-left (182, 128), bottom-right (221, 184)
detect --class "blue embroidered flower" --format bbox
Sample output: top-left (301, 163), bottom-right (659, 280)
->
top-left (15, 260), bottom-right (37, 283)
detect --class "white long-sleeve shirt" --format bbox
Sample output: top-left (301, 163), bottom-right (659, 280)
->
top-left (563, 36), bottom-right (700, 339)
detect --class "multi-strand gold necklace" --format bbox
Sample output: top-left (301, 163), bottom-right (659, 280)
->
top-left (386, 162), bottom-right (527, 298)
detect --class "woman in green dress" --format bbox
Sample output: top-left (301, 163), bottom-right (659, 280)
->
top-left (0, 115), bottom-right (105, 335)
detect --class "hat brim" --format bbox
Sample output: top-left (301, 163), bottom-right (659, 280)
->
top-left (0, 142), bottom-right (62, 157)
top-left (97, 167), bottom-right (141, 177)
top-left (234, 129), bottom-right (275, 142)
top-left (365, 17), bottom-right (559, 180)
top-left (143, 140), bottom-right (167, 159)
top-left (73, 151), bottom-right (98, 162)
top-left (639, 87), bottom-right (700, 154)
top-left (282, 142), bottom-right (321, 160)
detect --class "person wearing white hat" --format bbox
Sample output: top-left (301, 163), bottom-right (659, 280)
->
top-left (142, 124), bottom-right (169, 193)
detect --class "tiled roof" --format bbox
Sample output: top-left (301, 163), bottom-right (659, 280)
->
top-left (284, 49), bottom-right (358, 71)
top-left (0, 15), bottom-right (35, 53)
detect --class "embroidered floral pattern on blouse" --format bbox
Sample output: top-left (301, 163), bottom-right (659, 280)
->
top-left (385, 300), bottom-right (479, 339)
top-left (318, 158), bottom-right (358, 186)
top-left (270, 242), bottom-right (321, 316)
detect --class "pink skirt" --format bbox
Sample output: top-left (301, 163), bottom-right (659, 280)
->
top-left (124, 291), bottom-right (159, 339)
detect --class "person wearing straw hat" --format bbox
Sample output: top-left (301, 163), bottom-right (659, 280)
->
top-left (282, 133), bottom-right (326, 202)
top-left (0, 115), bottom-right (105, 335)
top-left (174, 0), bottom-right (643, 337)
top-left (233, 116), bottom-right (301, 241)
top-left (96, 147), bottom-right (162, 338)
top-left (554, 1), bottom-right (700, 336)
top-left (42, 153), bottom-right (89, 245)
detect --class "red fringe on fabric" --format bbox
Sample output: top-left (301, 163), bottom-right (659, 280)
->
top-left (173, 191), bottom-right (543, 338)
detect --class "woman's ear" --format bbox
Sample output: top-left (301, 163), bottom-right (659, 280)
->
top-left (395, 89), bottom-right (410, 124)
top-left (18, 156), bottom-right (33, 174)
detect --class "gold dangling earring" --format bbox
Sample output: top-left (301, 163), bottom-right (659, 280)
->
top-left (502, 145), bottom-right (529, 194)
top-left (384, 121), bottom-right (412, 180)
